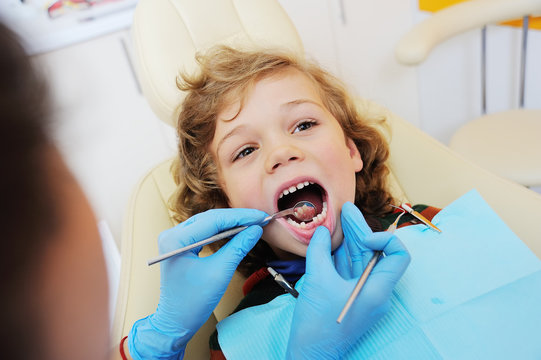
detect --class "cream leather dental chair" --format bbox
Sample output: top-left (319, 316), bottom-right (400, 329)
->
top-left (113, 0), bottom-right (541, 358)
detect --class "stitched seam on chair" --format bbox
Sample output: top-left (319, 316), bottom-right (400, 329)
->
top-left (150, 157), bottom-right (179, 225)
top-left (132, 2), bottom-right (182, 124)
top-left (134, 0), bottom-right (197, 125)
top-left (230, 0), bottom-right (254, 45)
top-left (112, 161), bottom-right (156, 343)
top-left (151, 173), bottom-right (177, 225)
top-left (167, 0), bottom-right (197, 50)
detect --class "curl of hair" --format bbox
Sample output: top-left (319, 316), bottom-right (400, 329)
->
top-left (171, 46), bottom-right (395, 276)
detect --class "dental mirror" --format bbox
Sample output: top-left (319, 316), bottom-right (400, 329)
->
top-left (269, 200), bottom-right (316, 223)
top-left (147, 201), bottom-right (317, 266)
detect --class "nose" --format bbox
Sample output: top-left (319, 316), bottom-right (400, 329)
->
top-left (264, 143), bottom-right (305, 173)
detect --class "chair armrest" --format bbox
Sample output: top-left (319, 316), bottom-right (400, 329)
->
top-left (395, 0), bottom-right (541, 65)
top-left (387, 111), bottom-right (541, 258)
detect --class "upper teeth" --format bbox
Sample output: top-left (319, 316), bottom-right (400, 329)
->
top-left (279, 181), bottom-right (313, 198)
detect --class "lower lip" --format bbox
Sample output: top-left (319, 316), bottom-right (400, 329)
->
top-left (279, 201), bottom-right (335, 244)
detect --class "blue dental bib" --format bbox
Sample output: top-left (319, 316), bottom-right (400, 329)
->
top-left (217, 190), bottom-right (541, 359)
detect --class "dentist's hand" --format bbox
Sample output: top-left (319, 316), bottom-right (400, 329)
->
top-left (129, 208), bottom-right (266, 360)
top-left (286, 202), bottom-right (410, 359)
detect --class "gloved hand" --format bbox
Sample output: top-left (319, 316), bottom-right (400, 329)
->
top-left (128, 208), bottom-right (266, 360)
top-left (286, 202), bottom-right (410, 359)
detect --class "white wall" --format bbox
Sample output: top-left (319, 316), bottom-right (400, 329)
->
top-left (415, 11), bottom-right (541, 143)
top-left (278, 0), bottom-right (421, 127)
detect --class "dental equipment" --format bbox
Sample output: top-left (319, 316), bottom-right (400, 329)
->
top-left (336, 210), bottom-right (406, 323)
top-left (268, 266), bottom-right (299, 298)
top-left (147, 201), bottom-right (316, 266)
top-left (400, 203), bottom-right (442, 233)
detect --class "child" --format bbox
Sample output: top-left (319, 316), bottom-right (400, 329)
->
top-left (170, 45), bottom-right (438, 357)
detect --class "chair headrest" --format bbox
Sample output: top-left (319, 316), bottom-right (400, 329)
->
top-left (131, 0), bottom-right (304, 127)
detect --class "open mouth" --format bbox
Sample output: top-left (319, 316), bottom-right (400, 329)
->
top-left (277, 181), bottom-right (327, 229)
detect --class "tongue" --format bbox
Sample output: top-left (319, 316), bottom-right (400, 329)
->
top-left (295, 204), bottom-right (317, 221)
top-left (281, 188), bottom-right (323, 219)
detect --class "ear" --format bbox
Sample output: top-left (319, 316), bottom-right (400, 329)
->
top-left (346, 137), bottom-right (363, 172)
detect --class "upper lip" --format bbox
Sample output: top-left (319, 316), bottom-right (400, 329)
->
top-left (273, 176), bottom-right (325, 212)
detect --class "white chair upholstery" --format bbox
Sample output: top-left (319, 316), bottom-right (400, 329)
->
top-left (113, 0), bottom-right (541, 357)
top-left (395, 0), bottom-right (541, 187)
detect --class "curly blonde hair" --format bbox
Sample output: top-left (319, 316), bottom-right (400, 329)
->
top-left (171, 46), bottom-right (395, 274)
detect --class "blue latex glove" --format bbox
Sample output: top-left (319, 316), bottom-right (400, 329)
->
top-left (286, 202), bottom-right (410, 359)
top-left (129, 208), bottom-right (266, 360)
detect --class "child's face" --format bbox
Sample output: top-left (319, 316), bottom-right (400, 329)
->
top-left (210, 68), bottom-right (363, 258)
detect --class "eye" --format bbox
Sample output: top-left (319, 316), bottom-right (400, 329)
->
top-left (293, 120), bottom-right (317, 133)
top-left (233, 146), bottom-right (257, 161)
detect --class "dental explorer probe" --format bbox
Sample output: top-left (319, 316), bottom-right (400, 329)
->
top-left (336, 211), bottom-right (405, 324)
top-left (268, 266), bottom-right (299, 298)
top-left (147, 201), bottom-right (316, 266)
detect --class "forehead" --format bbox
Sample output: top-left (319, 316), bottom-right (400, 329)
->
top-left (218, 67), bottom-right (322, 121)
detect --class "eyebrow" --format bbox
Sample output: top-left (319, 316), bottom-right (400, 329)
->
top-left (216, 124), bottom-right (249, 156)
top-left (281, 98), bottom-right (324, 110)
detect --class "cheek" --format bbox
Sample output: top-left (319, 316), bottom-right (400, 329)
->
top-left (222, 172), bottom-right (264, 209)
top-left (319, 144), bottom-right (358, 187)
top-left (316, 134), bottom-right (351, 163)
top-left (330, 218), bottom-right (345, 251)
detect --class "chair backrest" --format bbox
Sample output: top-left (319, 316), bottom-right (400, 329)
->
top-left (132, 0), bottom-right (304, 127)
